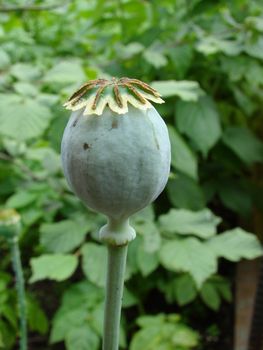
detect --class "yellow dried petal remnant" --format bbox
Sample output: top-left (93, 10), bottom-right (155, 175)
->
top-left (63, 77), bottom-right (164, 116)
top-left (0, 209), bottom-right (21, 226)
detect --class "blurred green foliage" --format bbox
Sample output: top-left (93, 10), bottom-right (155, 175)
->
top-left (0, 0), bottom-right (263, 349)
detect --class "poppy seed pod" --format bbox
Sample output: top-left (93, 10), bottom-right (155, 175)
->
top-left (61, 77), bottom-right (171, 245)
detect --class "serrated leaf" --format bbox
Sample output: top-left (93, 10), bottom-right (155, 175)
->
top-left (30, 254), bottom-right (78, 282)
top-left (51, 308), bottom-right (87, 343)
top-left (131, 313), bottom-right (199, 350)
top-left (143, 49), bottom-right (168, 68)
top-left (44, 60), bottom-right (86, 85)
top-left (168, 125), bottom-right (198, 180)
top-left (50, 280), bottom-right (104, 345)
top-left (81, 243), bottom-right (107, 287)
top-left (40, 218), bottom-right (89, 253)
top-left (159, 208), bottom-right (221, 239)
top-left (65, 326), bottom-right (100, 350)
top-left (167, 174), bottom-right (205, 211)
top-left (222, 127), bottom-right (263, 165)
top-left (160, 238), bottom-right (217, 287)
top-left (0, 94), bottom-right (52, 141)
top-left (176, 96), bottom-right (221, 156)
top-left (207, 228), bottom-right (263, 261)
top-left (152, 80), bottom-right (202, 101)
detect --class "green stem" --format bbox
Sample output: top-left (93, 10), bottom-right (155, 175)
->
top-left (103, 244), bottom-right (128, 350)
top-left (10, 237), bottom-right (27, 350)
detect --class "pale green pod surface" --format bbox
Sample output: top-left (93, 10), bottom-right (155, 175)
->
top-left (61, 106), bottom-right (171, 219)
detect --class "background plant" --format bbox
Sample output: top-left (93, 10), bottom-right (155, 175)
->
top-left (0, 0), bottom-right (263, 349)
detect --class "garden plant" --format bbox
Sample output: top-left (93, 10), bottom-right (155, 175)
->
top-left (0, 1), bottom-right (263, 349)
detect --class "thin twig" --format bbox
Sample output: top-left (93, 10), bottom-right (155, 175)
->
top-left (0, 0), bottom-right (72, 12)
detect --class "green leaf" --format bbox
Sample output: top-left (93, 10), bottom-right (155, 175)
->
top-left (27, 297), bottom-right (48, 334)
top-left (89, 302), bottom-right (104, 336)
top-left (0, 50), bottom-right (10, 69)
top-left (176, 96), bottom-right (221, 156)
top-left (168, 125), bottom-right (198, 180)
top-left (0, 94), bottom-right (52, 141)
top-left (14, 82), bottom-right (38, 97)
top-left (216, 278), bottom-right (232, 302)
top-left (132, 219), bottom-right (161, 253)
top-left (65, 326), bottom-right (100, 350)
top-left (152, 80), bottom-right (202, 101)
top-left (50, 281), bottom-right (104, 344)
top-left (175, 274), bottom-right (197, 306)
top-left (245, 35), bottom-right (263, 59)
top-left (160, 238), bottom-right (217, 288)
top-left (208, 276), bottom-right (232, 303)
top-left (207, 228), bottom-right (263, 262)
top-left (81, 243), bottom-right (107, 287)
top-left (26, 147), bottom-right (61, 175)
top-left (196, 36), bottom-right (242, 56)
top-left (44, 60), bottom-right (86, 85)
top-left (233, 87), bottom-right (256, 116)
top-left (123, 287), bottom-right (138, 308)
top-left (222, 127), bottom-right (263, 165)
top-left (60, 281), bottom-right (104, 311)
top-left (0, 331), bottom-right (3, 347)
top-left (143, 49), bottom-right (168, 68)
top-left (167, 174), bottom-right (205, 210)
top-left (132, 206), bottom-right (155, 223)
top-left (6, 191), bottom-right (38, 209)
top-left (200, 281), bottom-right (220, 311)
top-left (30, 254), bottom-right (78, 282)
top-left (245, 16), bottom-right (263, 32)
top-left (22, 208), bottom-right (42, 227)
top-left (51, 309), bottom-right (87, 343)
top-left (131, 314), bottom-right (199, 350)
top-left (160, 238), bottom-right (217, 287)
top-left (159, 208), bottom-right (220, 239)
top-left (137, 244), bottom-right (158, 277)
top-left (40, 217), bottom-right (89, 253)
top-left (167, 44), bottom-right (193, 79)
top-left (118, 42), bottom-right (144, 59)
top-left (10, 63), bottom-right (41, 81)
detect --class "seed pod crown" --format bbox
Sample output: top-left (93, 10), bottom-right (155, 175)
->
top-left (63, 77), bottom-right (164, 116)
